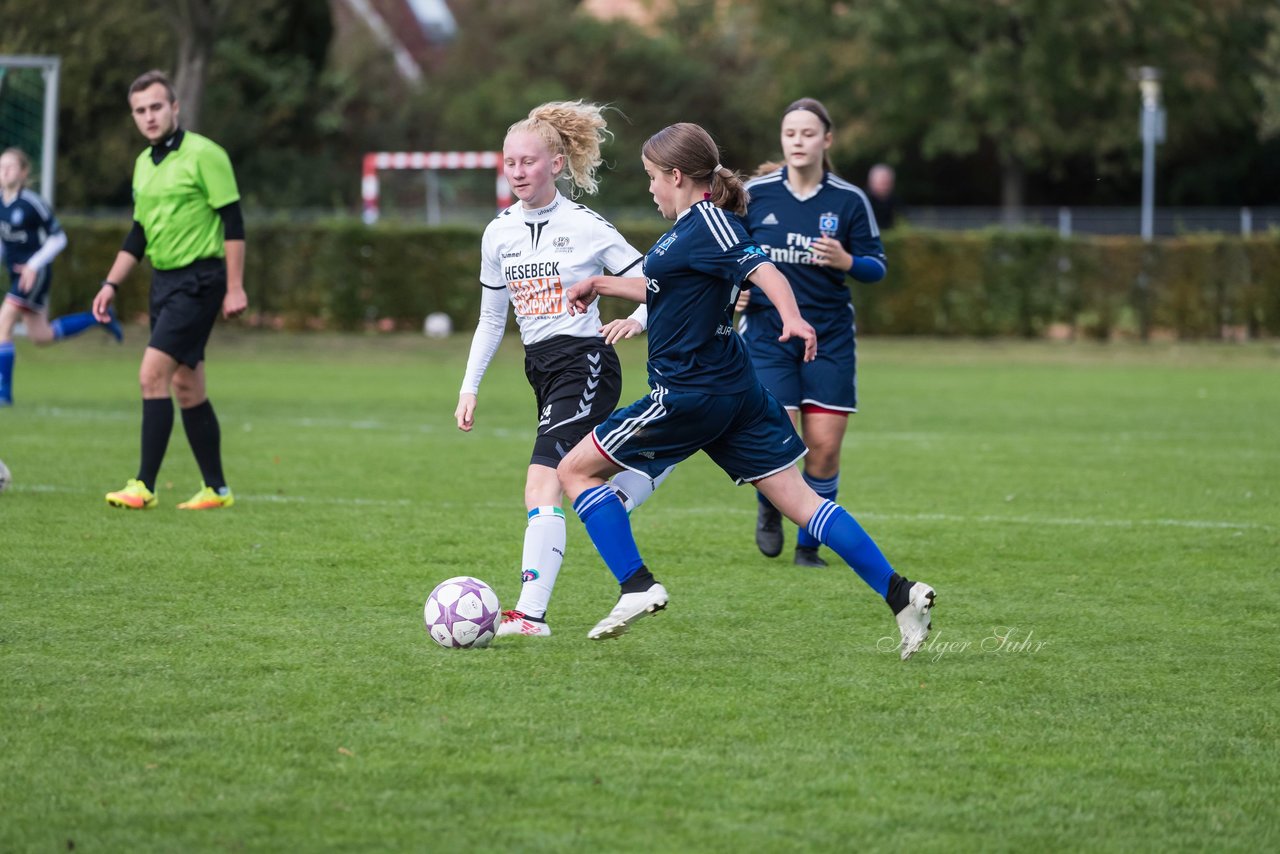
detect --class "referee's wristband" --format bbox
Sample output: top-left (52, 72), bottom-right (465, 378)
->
top-left (101, 279), bottom-right (119, 290)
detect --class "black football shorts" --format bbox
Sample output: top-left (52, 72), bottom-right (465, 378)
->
top-left (148, 258), bottom-right (226, 368)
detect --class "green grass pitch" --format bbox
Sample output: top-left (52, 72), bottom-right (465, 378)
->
top-left (2, 329), bottom-right (1277, 852)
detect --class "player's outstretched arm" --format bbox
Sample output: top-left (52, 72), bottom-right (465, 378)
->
top-left (565, 275), bottom-right (648, 316)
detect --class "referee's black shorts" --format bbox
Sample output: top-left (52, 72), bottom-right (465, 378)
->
top-left (149, 257), bottom-right (226, 368)
top-left (524, 334), bottom-right (623, 468)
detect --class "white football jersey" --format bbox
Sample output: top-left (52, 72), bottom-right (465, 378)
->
top-left (479, 192), bottom-right (643, 346)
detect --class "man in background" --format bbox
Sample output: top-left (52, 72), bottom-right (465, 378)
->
top-left (867, 163), bottom-right (897, 231)
top-left (92, 69), bottom-right (247, 511)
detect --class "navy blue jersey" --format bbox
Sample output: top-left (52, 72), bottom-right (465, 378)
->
top-left (0, 189), bottom-right (61, 274)
top-left (642, 200), bottom-right (771, 395)
top-left (742, 168), bottom-right (884, 313)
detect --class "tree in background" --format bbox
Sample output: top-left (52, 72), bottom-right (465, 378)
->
top-left (156, 0), bottom-right (233, 132)
top-left (200, 0), bottom-right (339, 207)
top-left (1, 0), bottom-right (169, 206)
top-left (750, 0), bottom-right (1277, 213)
top-left (1, 0), bottom-right (340, 207)
top-left (1141, 0), bottom-right (1279, 205)
top-left (2, 0), bottom-right (1276, 213)
top-left (401, 0), bottom-right (775, 211)
top-left (1259, 4), bottom-right (1280, 140)
top-left (764, 0), bottom-right (1151, 218)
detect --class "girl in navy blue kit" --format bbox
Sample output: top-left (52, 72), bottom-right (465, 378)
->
top-left (0, 147), bottom-right (122, 405)
top-left (557, 122), bottom-right (936, 660)
top-left (739, 98), bottom-right (887, 567)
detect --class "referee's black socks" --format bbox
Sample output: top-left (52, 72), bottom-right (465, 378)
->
top-left (138, 397), bottom-right (174, 492)
top-left (181, 399), bottom-right (227, 492)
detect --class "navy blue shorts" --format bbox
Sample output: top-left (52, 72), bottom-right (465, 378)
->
top-left (149, 259), bottom-right (226, 369)
top-left (740, 305), bottom-right (857, 412)
top-left (4, 265), bottom-right (53, 312)
top-left (591, 380), bottom-right (806, 485)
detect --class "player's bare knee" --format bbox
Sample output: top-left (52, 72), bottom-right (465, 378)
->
top-left (804, 451), bottom-right (840, 479)
top-left (556, 456), bottom-right (591, 500)
top-left (138, 365), bottom-right (172, 397)
top-left (171, 380), bottom-right (205, 408)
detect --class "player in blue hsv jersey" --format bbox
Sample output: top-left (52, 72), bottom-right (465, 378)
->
top-left (0, 148), bottom-right (123, 406)
top-left (739, 98), bottom-right (887, 567)
top-left (456, 101), bottom-right (669, 639)
top-left (557, 123), bottom-right (936, 660)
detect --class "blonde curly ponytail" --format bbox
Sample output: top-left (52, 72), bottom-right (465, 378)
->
top-left (507, 100), bottom-right (613, 197)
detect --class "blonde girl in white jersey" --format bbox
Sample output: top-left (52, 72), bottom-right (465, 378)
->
top-left (455, 101), bottom-right (668, 638)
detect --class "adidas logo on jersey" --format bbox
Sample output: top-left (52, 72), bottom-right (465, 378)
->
top-left (762, 213), bottom-right (779, 225)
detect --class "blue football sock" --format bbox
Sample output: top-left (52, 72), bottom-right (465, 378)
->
top-left (572, 484), bottom-right (646, 584)
top-left (0, 342), bottom-right (13, 401)
top-left (797, 471), bottom-right (839, 548)
top-left (50, 311), bottom-right (99, 341)
top-left (806, 499), bottom-right (894, 598)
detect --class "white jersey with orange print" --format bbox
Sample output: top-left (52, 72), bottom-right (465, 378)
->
top-left (460, 192), bottom-right (643, 395)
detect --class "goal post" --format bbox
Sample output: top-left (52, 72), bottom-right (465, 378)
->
top-left (0, 55), bottom-right (61, 205)
top-left (362, 151), bottom-right (511, 224)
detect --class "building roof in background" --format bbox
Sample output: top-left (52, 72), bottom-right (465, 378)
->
top-left (333, 0), bottom-right (456, 83)
top-left (581, 0), bottom-right (666, 27)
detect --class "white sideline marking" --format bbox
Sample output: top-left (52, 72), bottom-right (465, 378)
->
top-left (25, 407), bottom-right (1279, 454)
top-left (857, 511), bottom-right (1262, 532)
top-left (27, 406), bottom-right (527, 438)
top-left (10, 482), bottom-right (1270, 531)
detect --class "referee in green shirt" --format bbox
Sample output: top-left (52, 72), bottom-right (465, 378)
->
top-left (93, 69), bottom-right (247, 511)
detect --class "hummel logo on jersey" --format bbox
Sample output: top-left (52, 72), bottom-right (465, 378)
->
top-left (502, 250), bottom-right (521, 259)
top-left (762, 213), bottom-right (779, 225)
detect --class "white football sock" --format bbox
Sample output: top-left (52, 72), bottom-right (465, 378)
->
top-left (516, 506), bottom-right (565, 619)
top-left (608, 465), bottom-right (674, 513)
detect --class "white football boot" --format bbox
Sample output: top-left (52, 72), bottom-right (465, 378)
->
top-left (495, 610), bottom-right (552, 638)
top-left (895, 582), bottom-right (936, 661)
top-left (587, 583), bottom-right (669, 640)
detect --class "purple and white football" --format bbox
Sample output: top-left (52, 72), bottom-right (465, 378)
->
top-left (424, 576), bottom-right (500, 648)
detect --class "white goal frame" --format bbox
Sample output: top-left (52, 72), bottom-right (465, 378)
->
top-left (361, 151), bottom-right (510, 224)
top-left (0, 55), bottom-right (61, 205)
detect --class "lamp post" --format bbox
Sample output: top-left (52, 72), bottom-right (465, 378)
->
top-left (1138, 67), bottom-right (1165, 242)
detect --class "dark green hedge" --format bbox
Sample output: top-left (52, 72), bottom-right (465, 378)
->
top-left (51, 218), bottom-right (1280, 339)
